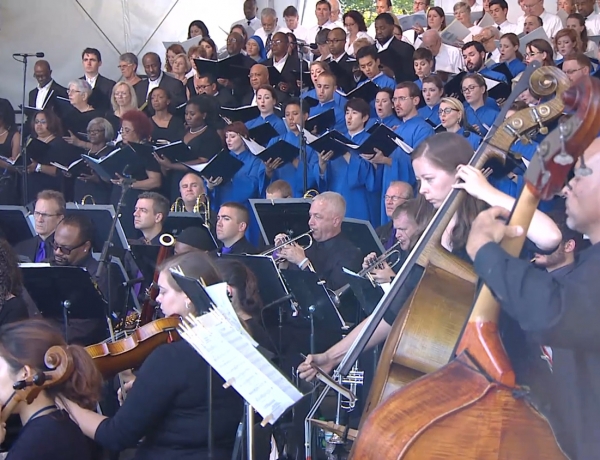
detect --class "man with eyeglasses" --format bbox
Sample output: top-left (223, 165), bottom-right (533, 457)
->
top-left (15, 190), bottom-right (65, 263)
top-left (211, 32), bottom-right (255, 102)
top-left (376, 181), bottom-right (414, 248)
top-left (263, 32), bottom-right (308, 96)
top-left (516, 0), bottom-right (562, 38)
top-left (133, 52), bottom-right (186, 114)
top-left (325, 28), bottom-right (356, 94)
top-left (193, 73), bottom-right (237, 108)
top-left (563, 53), bottom-right (592, 83)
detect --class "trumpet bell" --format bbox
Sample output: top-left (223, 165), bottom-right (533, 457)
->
top-left (159, 233), bottom-right (175, 247)
top-left (81, 195), bottom-right (96, 205)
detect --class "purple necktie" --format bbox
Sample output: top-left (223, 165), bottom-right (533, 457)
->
top-left (35, 240), bottom-right (46, 262)
top-left (221, 246), bottom-right (232, 254)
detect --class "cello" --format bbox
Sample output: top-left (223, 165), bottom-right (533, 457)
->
top-left (350, 77), bottom-right (600, 459)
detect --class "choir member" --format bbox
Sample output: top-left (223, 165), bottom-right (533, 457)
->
top-left (60, 252), bottom-right (244, 459)
top-left (264, 98), bottom-right (320, 197)
top-left (325, 27), bottom-right (355, 93)
top-left (309, 72), bottom-right (346, 133)
top-left (299, 132), bottom-right (560, 382)
top-left (108, 81), bottom-right (139, 131)
top-left (554, 28), bottom-right (582, 60)
top-left (343, 10), bottom-right (372, 57)
top-left (523, 15), bottom-right (543, 34)
top-left (375, 181), bottom-right (414, 249)
top-left (199, 37), bottom-right (219, 60)
top-left (245, 85), bottom-right (287, 135)
top-left (413, 48), bottom-right (435, 90)
top-left (148, 87), bottom-right (185, 144)
top-left (188, 19), bottom-right (210, 39)
top-left (489, 0), bottom-right (520, 34)
top-left (355, 45), bottom-right (396, 90)
top-left (372, 13), bottom-right (417, 83)
top-left (454, 2), bottom-right (482, 37)
top-left (319, 98), bottom-right (376, 223)
top-left (164, 44), bottom-right (186, 74)
top-left (418, 75), bottom-right (444, 127)
top-left (263, 32), bottom-right (305, 95)
top-left (558, 0), bottom-right (575, 15)
top-left (246, 35), bottom-right (267, 62)
top-left (420, 30), bottom-right (464, 74)
top-left (215, 202), bottom-right (257, 254)
top-left (27, 60), bottom-right (68, 120)
top-left (524, 39), bottom-right (557, 66)
top-left (80, 47), bottom-right (116, 113)
top-left (0, 239), bottom-right (30, 325)
top-left (461, 74), bottom-right (500, 136)
top-left (132, 192), bottom-right (169, 245)
top-left (194, 73), bottom-right (238, 108)
top-left (497, 33), bottom-right (526, 77)
top-left (241, 64), bottom-right (287, 106)
top-left (231, 0), bottom-right (260, 35)
top-left (561, 53), bottom-right (592, 83)
top-left (438, 97), bottom-right (482, 150)
top-left (0, 98), bottom-right (21, 171)
top-left (14, 190), bottom-right (64, 262)
top-left (0, 320), bottom-right (102, 459)
top-left (26, 110), bottom-right (79, 200)
top-left (567, 13), bottom-right (598, 57)
top-left (301, 61), bottom-right (347, 109)
top-left (461, 40), bottom-right (508, 83)
top-left (73, 117), bottom-right (114, 204)
top-left (117, 52), bottom-right (141, 87)
top-left (170, 53), bottom-right (191, 87)
top-left (134, 52), bottom-right (186, 113)
top-left (372, 88), bottom-right (401, 128)
top-left (63, 80), bottom-right (104, 143)
top-left (153, 95), bottom-right (222, 200)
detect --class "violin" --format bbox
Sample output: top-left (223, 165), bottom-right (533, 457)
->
top-left (1, 347), bottom-right (73, 423)
top-left (86, 316), bottom-right (181, 378)
top-left (349, 77), bottom-right (600, 459)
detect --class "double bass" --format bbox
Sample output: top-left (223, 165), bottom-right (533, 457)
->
top-left (350, 77), bottom-right (600, 458)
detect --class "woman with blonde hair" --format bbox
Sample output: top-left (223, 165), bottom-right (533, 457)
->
top-left (438, 97), bottom-right (482, 150)
top-left (110, 81), bottom-right (138, 118)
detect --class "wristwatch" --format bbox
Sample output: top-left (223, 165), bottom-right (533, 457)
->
top-left (35, 163), bottom-right (42, 173)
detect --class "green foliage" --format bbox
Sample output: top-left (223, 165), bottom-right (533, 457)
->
top-left (341, 0), bottom-right (416, 25)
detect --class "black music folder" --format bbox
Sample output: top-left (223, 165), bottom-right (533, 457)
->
top-left (341, 218), bottom-right (385, 259)
top-left (250, 198), bottom-right (311, 245)
top-left (184, 150), bottom-right (244, 182)
top-left (360, 123), bottom-right (403, 157)
top-left (341, 80), bottom-right (379, 103)
top-left (163, 211), bottom-right (213, 235)
top-left (154, 140), bottom-right (196, 163)
top-left (444, 71), bottom-right (467, 99)
top-left (50, 158), bottom-right (89, 177)
top-left (129, 243), bottom-right (161, 283)
top-left (305, 108), bottom-right (336, 134)
top-left (308, 130), bottom-right (359, 159)
top-left (425, 118), bottom-right (445, 132)
top-left (170, 272), bottom-right (214, 314)
top-left (484, 76), bottom-right (511, 101)
top-left (256, 139), bottom-right (299, 165)
top-left (221, 105), bottom-right (260, 123)
top-left (82, 145), bottom-right (139, 182)
top-left (489, 62), bottom-right (513, 84)
top-left (194, 54), bottom-right (246, 80)
top-left (25, 138), bottom-right (51, 164)
top-left (0, 206), bottom-right (35, 246)
top-left (248, 122), bottom-right (280, 146)
top-left (292, 70), bottom-right (313, 89)
top-left (301, 95), bottom-right (320, 109)
top-left (328, 61), bottom-right (356, 94)
top-left (267, 66), bottom-right (284, 86)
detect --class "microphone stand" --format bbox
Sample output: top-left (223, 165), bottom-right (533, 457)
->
top-left (296, 42), bottom-right (309, 195)
top-left (14, 54), bottom-right (30, 205)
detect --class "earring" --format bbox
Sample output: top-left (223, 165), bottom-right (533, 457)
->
top-left (185, 301), bottom-right (191, 310)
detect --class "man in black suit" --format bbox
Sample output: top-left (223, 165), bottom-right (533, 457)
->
top-left (240, 64), bottom-right (288, 106)
top-left (325, 27), bottom-right (356, 94)
top-left (194, 73), bottom-right (238, 108)
top-left (263, 32), bottom-right (308, 96)
top-left (79, 47), bottom-right (116, 112)
top-left (14, 190), bottom-right (65, 262)
top-left (215, 202), bottom-right (257, 255)
top-left (134, 52), bottom-right (187, 113)
top-left (373, 13), bottom-right (417, 83)
top-left (217, 32), bottom-right (256, 101)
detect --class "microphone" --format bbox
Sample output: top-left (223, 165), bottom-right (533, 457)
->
top-left (13, 52), bottom-right (44, 58)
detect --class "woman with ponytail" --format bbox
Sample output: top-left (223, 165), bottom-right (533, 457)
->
top-left (0, 319), bottom-right (102, 459)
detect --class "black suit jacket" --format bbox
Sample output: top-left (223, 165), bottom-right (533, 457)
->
top-left (80, 74), bottom-right (116, 113)
top-left (264, 55), bottom-right (309, 96)
top-left (14, 234), bottom-right (55, 263)
top-left (380, 38), bottom-right (417, 83)
top-left (218, 236), bottom-right (257, 255)
top-left (326, 53), bottom-right (357, 94)
top-left (27, 80), bottom-right (68, 112)
top-left (134, 73), bottom-right (187, 112)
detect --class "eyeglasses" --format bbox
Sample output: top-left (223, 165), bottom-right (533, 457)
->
top-left (326, 39), bottom-right (345, 44)
top-left (226, 38), bottom-right (238, 44)
top-left (33, 211), bottom-right (61, 219)
top-left (438, 107), bottom-right (459, 115)
top-left (114, 92), bottom-right (129, 97)
top-left (564, 67), bottom-right (585, 75)
top-left (52, 240), bottom-right (87, 255)
top-left (524, 51), bottom-right (542, 58)
top-left (34, 119), bottom-right (48, 125)
top-left (87, 129), bottom-right (104, 135)
top-left (67, 89), bottom-right (81, 94)
top-left (392, 96), bottom-right (410, 102)
top-left (272, 39), bottom-right (286, 45)
top-left (461, 84), bottom-right (482, 93)
top-left (522, 0), bottom-right (542, 9)
top-left (384, 195), bottom-right (409, 202)
top-left (118, 64), bottom-right (132, 70)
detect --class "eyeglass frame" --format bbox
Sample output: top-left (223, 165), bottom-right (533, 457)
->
top-left (52, 239), bottom-right (87, 255)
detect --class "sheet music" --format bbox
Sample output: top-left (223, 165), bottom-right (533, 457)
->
top-left (180, 310), bottom-right (303, 424)
top-left (302, 129), bottom-right (317, 143)
top-left (392, 137), bottom-right (414, 153)
top-left (242, 137), bottom-right (266, 156)
top-left (440, 20), bottom-right (471, 46)
top-left (50, 158), bottom-right (83, 171)
top-left (477, 13), bottom-right (495, 28)
top-left (483, 77), bottom-right (501, 90)
top-left (397, 13), bottom-right (427, 31)
top-left (518, 27), bottom-right (550, 55)
top-left (163, 36), bottom-right (203, 53)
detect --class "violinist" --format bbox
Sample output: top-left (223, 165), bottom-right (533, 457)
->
top-left (298, 133), bottom-right (562, 380)
top-left (465, 138), bottom-right (600, 460)
top-left (0, 319), bottom-right (102, 459)
top-left (60, 251), bottom-right (243, 460)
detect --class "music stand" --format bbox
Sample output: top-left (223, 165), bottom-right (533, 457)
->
top-left (341, 218), bottom-right (385, 259)
top-left (20, 264), bottom-right (107, 343)
top-left (163, 211), bottom-right (210, 237)
top-left (170, 272), bottom-right (214, 315)
top-left (65, 203), bottom-right (129, 254)
top-left (345, 275), bottom-right (384, 316)
top-left (128, 244), bottom-right (160, 284)
top-left (250, 199), bottom-right (311, 245)
top-left (0, 206), bottom-right (35, 246)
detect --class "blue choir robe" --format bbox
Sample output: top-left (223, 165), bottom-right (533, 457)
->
top-left (366, 113), bottom-right (401, 130)
top-left (414, 73), bottom-right (436, 89)
top-left (497, 59), bottom-right (526, 77)
top-left (301, 88), bottom-right (348, 109)
top-left (319, 129), bottom-right (377, 224)
top-left (208, 149), bottom-right (266, 245)
top-left (309, 100), bottom-right (346, 133)
top-left (478, 68), bottom-right (508, 84)
top-left (265, 131), bottom-right (320, 197)
top-left (393, 115), bottom-right (435, 149)
top-left (457, 127), bottom-right (483, 151)
top-left (418, 104), bottom-right (441, 127)
top-left (465, 103), bottom-right (500, 136)
top-left (510, 139), bottom-right (538, 165)
top-left (245, 113), bottom-right (287, 138)
top-left (358, 73), bottom-right (396, 118)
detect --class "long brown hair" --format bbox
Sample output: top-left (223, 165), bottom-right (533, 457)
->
top-left (215, 259), bottom-right (263, 317)
top-left (0, 239), bottom-right (23, 309)
top-left (412, 132), bottom-right (487, 253)
top-left (0, 320), bottom-right (102, 410)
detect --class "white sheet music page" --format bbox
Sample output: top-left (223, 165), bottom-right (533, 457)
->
top-left (180, 310), bottom-right (303, 424)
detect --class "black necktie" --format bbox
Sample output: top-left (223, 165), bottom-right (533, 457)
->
top-left (318, 26), bottom-right (323, 32)
top-left (247, 20), bottom-right (251, 26)
top-left (266, 33), bottom-right (273, 52)
top-left (487, 52), bottom-right (493, 59)
top-left (431, 56), bottom-right (437, 72)
top-left (497, 25), bottom-right (501, 31)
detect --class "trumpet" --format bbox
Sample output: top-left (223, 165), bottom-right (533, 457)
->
top-left (303, 189), bottom-right (319, 199)
top-left (81, 195), bottom-right (96, 205)
top-left (260, 230), bottom-right (314, 261)
top-left (171, 194), bottom-right (211, 223)
top-left (170, 197), bottom-right (185, 212)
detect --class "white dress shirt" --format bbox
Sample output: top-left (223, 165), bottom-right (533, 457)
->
top-left (469, 2), bottom-right (483, 12)
top-left (273, 53), bottom-right (288, 73)
top-left (279, 24), bottom-right (311, 44)
top-left (147, 72), bottom-right (164, 96)
top-left (254, 27), bottom-right (281, 48)
top-left (85, 74), bottom-right (98, 89)
top-left (346, 31), bottom-right (374, 56)
top-left (517, 10), bottom-right (563, 39)
top-left (36, 80), bottom-right (53, 109)
top-left (375, 36), bottom-right (394, 51)
top-left (435, 43), bottom-right (464, 74)
top-left (485, 48), bottom-right (501, 63)
top-left (584, 13), bottom-right (600, 36)
top-left (308, 21), bottom-right (336, 44)
top-left (231, 17), bottom-right (262, 36)
top-left (497, 20), bottom-right (519, 35)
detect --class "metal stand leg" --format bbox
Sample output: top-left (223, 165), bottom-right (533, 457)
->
top-left (246, 403), bottom-right (255, 460)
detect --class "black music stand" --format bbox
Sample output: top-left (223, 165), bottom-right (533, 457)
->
top-left (344, 273), bottom-right (384, 316)
top-left (170, 272), bottom-right (214, 314)
top-left (20, 264), bottom-right (107, 343)
top-left (163, 211), bottom-right (210, 237)
top-left (0, 206), bottom-right (35, 246)
top-left (65, 203), bottom-right (129, 254)
top-left (129, 244), bottom-right (161, 284)
top-left (341, 218), bottom-right (385, 259)
top-left (250, 199), bottom-right (311, 245)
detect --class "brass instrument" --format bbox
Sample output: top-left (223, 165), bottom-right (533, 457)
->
top-left (171, 194), bottom-right (211, 223)
top-left (170, 197), bottom-right (185, 212)
top-left (260, 230), bottom-right (314, 261)
top-left (158, 233), bottom-right (176, 247)
top-left (81, 195), bottom-right (96, 205)
top-left (303, 189), bottom-right (319, 199)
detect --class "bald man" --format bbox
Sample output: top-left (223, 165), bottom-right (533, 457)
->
top-left (421, 29), bottom-right (463, 74)
top-left (240, 63), bottom-right (288, 106)
top-left (329, 0), bottom-right (343, 27)
top-left (26, 60), bottom-right (68, 133)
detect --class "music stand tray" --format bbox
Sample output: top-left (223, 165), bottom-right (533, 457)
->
top-left (65, 203), bottom-right (129, 253)
top-left (0, 205), bottom-right (35, 246)
top-left (250, 198), bottom-right (311, 245)
top-left (163, 212), bottom-right (210, 237)
top-left (341, 218), bottom-right (385, 258)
